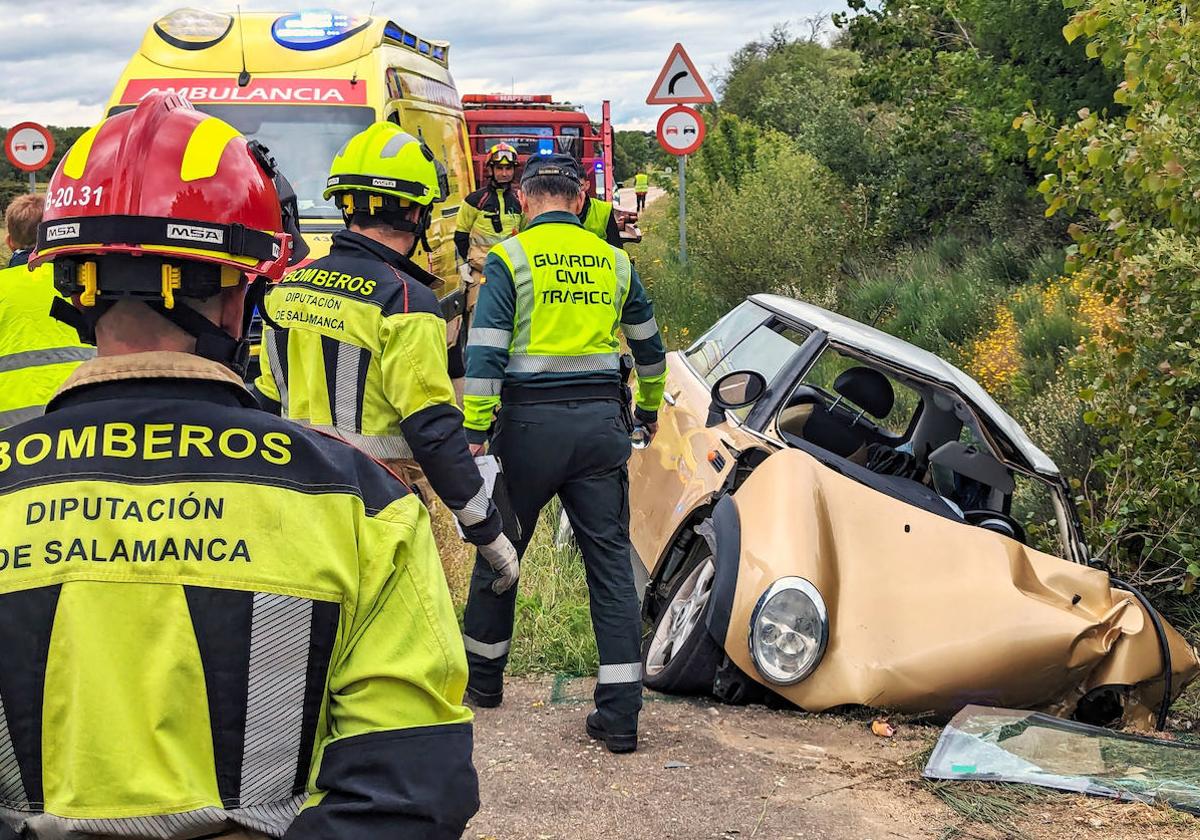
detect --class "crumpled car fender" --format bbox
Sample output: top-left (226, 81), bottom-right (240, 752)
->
top-left (715, 448), bottom-right (1199, 724)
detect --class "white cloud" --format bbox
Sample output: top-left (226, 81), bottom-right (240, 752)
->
top-left (0, 0), bottom-right (825, 128)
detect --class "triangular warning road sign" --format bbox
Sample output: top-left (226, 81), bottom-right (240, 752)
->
top-left (647, 43), bottom-right (714, 105)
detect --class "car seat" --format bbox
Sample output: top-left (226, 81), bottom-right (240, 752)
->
top-left (778, 366), bottom-right (895, 463)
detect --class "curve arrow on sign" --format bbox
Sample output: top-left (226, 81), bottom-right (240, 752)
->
top-left (647, 43), bottom-right (714, 105)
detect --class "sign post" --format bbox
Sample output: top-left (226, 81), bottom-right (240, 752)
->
top-left (647, 45), bottom-right (713, 266)
top-left (678, 156), bottom-right (687, 265)
top-left (5, 122), bottom-right (56, 193)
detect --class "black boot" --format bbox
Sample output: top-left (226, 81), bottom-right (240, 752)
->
top-left (586, 709), bottom-right (637, 753)
top-left (465, 684), bottom-right (503, 709)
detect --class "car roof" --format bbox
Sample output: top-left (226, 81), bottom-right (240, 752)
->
top-left (751, 294), bottom-right (1060, 477)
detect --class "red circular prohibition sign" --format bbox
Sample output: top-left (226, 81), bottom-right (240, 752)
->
top-left (656, 105), bottom-right (706, 156)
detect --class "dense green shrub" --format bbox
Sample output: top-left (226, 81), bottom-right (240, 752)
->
top-left (1022, 0), bottom-right (1200, 590)
top-left (834, 0), bottom-right (1116, 236)
top-left (684, 135), bottom-right (868, 312)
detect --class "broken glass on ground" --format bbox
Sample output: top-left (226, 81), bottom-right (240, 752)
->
top-left (923, 705), bottom-right (1200, 814)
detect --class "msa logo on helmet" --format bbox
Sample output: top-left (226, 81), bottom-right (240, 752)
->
top-left (371, 178), bottom-right (397, 188)
top-left (166, 224), bottom-right (224, 246)
top-left (45, 223), bottom-right (81, 241)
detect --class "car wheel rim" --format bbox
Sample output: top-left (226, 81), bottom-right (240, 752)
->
top-left (645, 556), bottom-right (715, 677)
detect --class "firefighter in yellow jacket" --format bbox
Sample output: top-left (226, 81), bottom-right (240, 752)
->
top-left (253, 123), bottom-right (520, 586)
top-left (0, 194), bottom-right (93, 429)
top-left (455, 142), bottom-right (523, 293)
top-left (0, 94), bottom-right (478, 839)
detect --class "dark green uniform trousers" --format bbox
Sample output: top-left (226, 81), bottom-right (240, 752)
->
top-left (462, 397), bottom-right (643, 734)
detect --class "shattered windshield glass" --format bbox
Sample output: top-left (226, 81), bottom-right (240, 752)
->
top-left (924, 705), bottom-right (1200, 815)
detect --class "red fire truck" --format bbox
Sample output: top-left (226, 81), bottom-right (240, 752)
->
top-left (462, 93), bottom-right (616, 201)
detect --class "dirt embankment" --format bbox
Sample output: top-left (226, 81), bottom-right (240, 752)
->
top-left (468, 677), bottom-right (1197, 840)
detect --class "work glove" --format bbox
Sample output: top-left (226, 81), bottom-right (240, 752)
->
top-left (458, 263), bottom-right (475, 286)
top-left (478, 533), bottom-right (520, 594)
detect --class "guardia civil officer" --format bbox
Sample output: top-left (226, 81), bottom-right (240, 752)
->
top-left (0, 193), bottom-right (94, 429)
top-left (461, 154), bottom-right (667, 753)
top-left (253, 123), bottom-right (520, 591)
top-left (1, 94), bottom-right (477, 838)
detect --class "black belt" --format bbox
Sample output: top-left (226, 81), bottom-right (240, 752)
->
top-left (501, 382), bottom-right (623, 405)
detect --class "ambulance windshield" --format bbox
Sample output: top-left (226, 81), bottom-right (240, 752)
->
top-left (197, 104), bottom-right (374, 219)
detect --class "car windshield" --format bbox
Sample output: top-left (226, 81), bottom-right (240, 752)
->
top-left (685, 302), bottom-right (768, 378)
top-left (477, 124), bottom-right (554, 156)
top-left (190, 104), bottom-right (375, 220)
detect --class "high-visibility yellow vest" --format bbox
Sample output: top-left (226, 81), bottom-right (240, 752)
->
top-left (0, 262), bottom-right (95, 429)
top-left (493, 221), bottom-right (631, 371)
top-left (634, 173), bottom-right (649, 191)
top-left (456, 185), bottom-right (524, 270)
top-left (580, 198), bottom-right (614, 241)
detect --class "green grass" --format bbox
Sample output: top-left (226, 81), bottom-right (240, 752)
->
top-left (1159, 597), bottom-right (1200, 730)
top-left (506, 508), bottom-right (598, 676)
top-left (838, 235), bottom-right (1063, 362)
top-left (438, 503), bottom-right (597, 678)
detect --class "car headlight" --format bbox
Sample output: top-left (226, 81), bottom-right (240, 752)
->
top-left (749, 577), bottom-right (828, 685)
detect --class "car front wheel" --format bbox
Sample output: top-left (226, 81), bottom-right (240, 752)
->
top-left (642, 548), bottom-right (724, 694)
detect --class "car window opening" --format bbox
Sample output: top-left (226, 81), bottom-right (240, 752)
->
top-left (773, 346), bottom-right (1056, 546)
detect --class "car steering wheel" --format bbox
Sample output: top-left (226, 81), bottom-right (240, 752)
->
top-left (963, 509), bottom-right (1027, 544)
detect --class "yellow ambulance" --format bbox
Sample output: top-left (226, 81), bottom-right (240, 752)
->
top-left (105, 8), bottom-right (474, 331)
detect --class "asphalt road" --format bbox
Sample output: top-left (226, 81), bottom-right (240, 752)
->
top-left (614, 185), bottom-right (666, 213)
top-left (466, 677), bottom-right (1197, 840)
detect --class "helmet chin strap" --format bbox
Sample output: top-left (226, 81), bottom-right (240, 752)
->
top-left (145, 300), bottom-right (251, 378)
top-left (50, 294), bottom-right (249, 375)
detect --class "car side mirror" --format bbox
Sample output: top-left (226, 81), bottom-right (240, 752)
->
top-left (707, 370), bottom-right (766, 426)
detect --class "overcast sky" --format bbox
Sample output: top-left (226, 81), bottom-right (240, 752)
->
top-left (0, 1), bottom-right (826, 130)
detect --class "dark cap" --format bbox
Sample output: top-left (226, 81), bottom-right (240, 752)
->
top-left (520, 153), bottom-right (583, 185)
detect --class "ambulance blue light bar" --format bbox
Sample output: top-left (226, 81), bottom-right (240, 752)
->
top-left (272, 10), bottom-right (366, 50)
top-left (380, 21), bottom-right (451, 65)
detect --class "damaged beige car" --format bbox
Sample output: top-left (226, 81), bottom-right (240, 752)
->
top-left (631, 295), bottom-right (1199, 729)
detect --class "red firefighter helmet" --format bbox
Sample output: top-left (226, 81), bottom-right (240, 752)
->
top-left (29, 93), bottom-right (297, 375)
top-left (31, 93), bottom-right (292, 288)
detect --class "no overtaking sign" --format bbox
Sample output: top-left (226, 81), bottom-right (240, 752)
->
top-left (5, 123), bottom-right (54, 172)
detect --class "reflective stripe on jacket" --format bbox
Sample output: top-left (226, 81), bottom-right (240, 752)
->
top-left (254, 230), bottom-right (503, 546)
top-left (462, 211), bottom-right (667, 439)
top-left (0, 262), bottom-right (95, 429)
top-left (0, 353), bottom-right (478, 839)
top-left (454, 185), bottom-right (523, 270)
